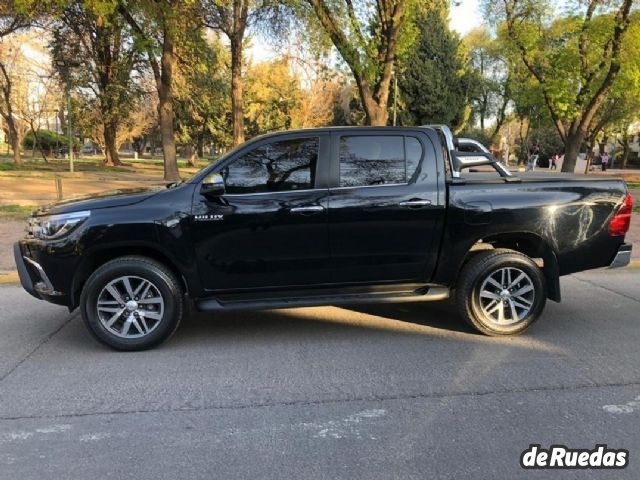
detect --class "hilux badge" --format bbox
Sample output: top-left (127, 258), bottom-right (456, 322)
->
top-left (194, 214), bottom-right (224, 221)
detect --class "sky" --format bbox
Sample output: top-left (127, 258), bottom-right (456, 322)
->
top-left (247, 0), bottom-right (483, 63)
top-left (450, 0), bottom-right (483, 36)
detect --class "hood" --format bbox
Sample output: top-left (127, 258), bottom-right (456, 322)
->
top-left (35, 185), bottom-right (166, 216)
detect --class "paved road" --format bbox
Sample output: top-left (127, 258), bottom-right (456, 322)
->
top-left (1, 269), bottom-right (639, 479)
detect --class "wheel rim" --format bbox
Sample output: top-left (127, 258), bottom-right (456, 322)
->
top-left (478, 267), bottom-right (535, 326)
top-left (96, 275), bottom-right (165, 339)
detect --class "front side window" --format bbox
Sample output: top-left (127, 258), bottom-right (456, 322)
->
top-left (222, 137), bottom-right (318, 194)
top-left (339, 136), bottom-right (424, 187)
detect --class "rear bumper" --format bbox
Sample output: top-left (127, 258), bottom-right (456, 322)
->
top-left (609, 243), bottom-right (632, 269)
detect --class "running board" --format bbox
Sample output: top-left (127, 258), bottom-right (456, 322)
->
top-left (195, 286), bottom-right (450, 312)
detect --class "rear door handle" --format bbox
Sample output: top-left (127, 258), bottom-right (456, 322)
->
top-left (399, 199), bottom-right (432, 208)
top-left (289, 206), bottom-right (324, 215)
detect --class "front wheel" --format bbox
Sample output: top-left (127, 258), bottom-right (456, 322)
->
top-left (456, 249), bottom-right (547, 336)
top-left (80, 256), bottom-right (183, 351)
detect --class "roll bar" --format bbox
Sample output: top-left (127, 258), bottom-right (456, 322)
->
top-left (422, 125), bottom-right (516, 181)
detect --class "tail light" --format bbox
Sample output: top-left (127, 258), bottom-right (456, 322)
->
top-left (608, 193), bottom-right (633, 236)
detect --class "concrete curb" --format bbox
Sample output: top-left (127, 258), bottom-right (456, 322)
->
top-left (0, 271), bottom-right (19, 284)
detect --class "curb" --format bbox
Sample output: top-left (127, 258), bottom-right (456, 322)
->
top-left (0, 272), bottom-right (19, 284)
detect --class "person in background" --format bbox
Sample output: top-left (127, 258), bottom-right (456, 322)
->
top-left (527, 144), bottom-right (540, 171)
top-left (601, 151), bottom-right (610, 171)
top-left (550, 152), bottom-right (558, 170)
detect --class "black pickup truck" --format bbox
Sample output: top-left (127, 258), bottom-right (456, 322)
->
top-left (14, 126), bottom-right (633, 350)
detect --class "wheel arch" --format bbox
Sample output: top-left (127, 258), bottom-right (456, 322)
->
top-left (457, 232), bottom-right (561, 302)
top-left (70, 245), bottom-right (192, 310)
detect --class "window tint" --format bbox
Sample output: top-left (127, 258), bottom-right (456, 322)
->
top-left (339, 135), bottom-right (423, 187)
top-left (223, 137), bottom-right (318, 194)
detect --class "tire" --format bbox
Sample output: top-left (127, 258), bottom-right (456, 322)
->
top-left (80, 256), bottom-right (183, 351)
top-left (456, 248), bottom-right (546, 336)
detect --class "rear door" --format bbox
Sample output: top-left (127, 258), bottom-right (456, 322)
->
top-left (327, 130), bottom-right (444, 284)
top-left (191, 133), bottom-right (332, 291)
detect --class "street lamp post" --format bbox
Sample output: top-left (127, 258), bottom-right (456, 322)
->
top-left (57, 60), bottom-right (74, 173)
top-left (392, 72), bottom-right (398, 127)
top-left (54, 109), bottom-right (59, 157)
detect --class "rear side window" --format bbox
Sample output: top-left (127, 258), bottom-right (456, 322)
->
top-left (223, 137), bottom-right (318, 194)
top-left (339, 136), bottom-right (423, 187)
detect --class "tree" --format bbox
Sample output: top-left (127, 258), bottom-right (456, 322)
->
top-left (0, 34), bottom-right (44, 165)
top-left (398, 0), bottom-right (473, 130)
top-left (51, 1), bottom-right (145, 166)
top-left (465, 27), bottom-right (512, 141)
top-left (0, 1), bottom-right (33, 39)
top-left (490, 0), bottom-right (635, 172)
top-left (118, 0), bottom-right (200, 181)
top-left (174, 34), bottom-right (231, 163)
top-left (201, 0), bottom-right (285, 146)
top-left (302, 0), bottom-right (415, 126)
top-left (201, 0), bottom-right (250, 146)
top-left (244, 58), bottom-right (301, 136)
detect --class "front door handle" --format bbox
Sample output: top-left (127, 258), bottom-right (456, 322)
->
top-left (289, 206), bottom-right (324, 215)
top-left (399, 199), bottom-right (432, 208)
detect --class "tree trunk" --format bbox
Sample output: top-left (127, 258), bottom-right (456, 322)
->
top-left (562, 131), bottom-right (585, 173)
top-left (103, 122), bottom-right (122, 166)
top-left (230, 37), bottom-right (245, 146)
top-left (6, 121), bottom-right (22, 166)
top-left (158, 29), bottom-right (180, 182)
top-left (196, 131), bottom-right (204, 158)
top-left (621, 141), bottom-right (630, 169)
top-left (188, 146), bottom-right (198, 167)
top-left (12, 136), bottom-right (22, 165)
top-left (359, 88), bottom-right (388, 126)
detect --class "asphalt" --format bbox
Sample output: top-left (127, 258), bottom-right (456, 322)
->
top-left (0, 269), bottom-right (639, 479)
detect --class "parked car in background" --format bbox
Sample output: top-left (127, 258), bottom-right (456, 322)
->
top-left (81, 144), bottom-right (100, 155)
top-left (14, 126), bottom-right (633, 350)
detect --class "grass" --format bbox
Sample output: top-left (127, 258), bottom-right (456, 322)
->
top-left (0, 204), bottom-right (35, 220)
top-left (627, 182), bottom-right (640, 189)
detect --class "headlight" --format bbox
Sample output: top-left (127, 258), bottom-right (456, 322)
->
top-left (30, 211), bottom-right (90, 240)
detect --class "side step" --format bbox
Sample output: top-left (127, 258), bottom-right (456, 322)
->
top-left (195, 286), bottom-right (450, 312)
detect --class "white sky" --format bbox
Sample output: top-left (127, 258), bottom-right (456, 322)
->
top-left (450, 0), bottom-right (483, 36)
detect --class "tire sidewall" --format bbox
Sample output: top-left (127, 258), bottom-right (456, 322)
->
top-left (467, 254), bottom-right (546, 335)
top-left (81, 260), bottom-right (181, 350)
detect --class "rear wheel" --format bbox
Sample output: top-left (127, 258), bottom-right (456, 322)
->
top-left (456, 249), bottom-right (546, 336)
top-left (80, 256), bottom-right (183, 350)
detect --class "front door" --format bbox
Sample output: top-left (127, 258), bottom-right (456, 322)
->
top-left (191, 134), bottom-right (332, 291)
top-left (327, 131), bottom-right (444, 284)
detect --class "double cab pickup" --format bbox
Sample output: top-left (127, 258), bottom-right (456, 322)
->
top-left (15, 126), bottom-right (633, 350)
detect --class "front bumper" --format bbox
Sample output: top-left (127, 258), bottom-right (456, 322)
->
top-left (609, 243), bottom-right (632, 269)
top-left (14, 241), bottom-right (74, 306)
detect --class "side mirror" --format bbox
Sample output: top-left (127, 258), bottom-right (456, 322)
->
top-left (201, 172), bottom-right (225, 197)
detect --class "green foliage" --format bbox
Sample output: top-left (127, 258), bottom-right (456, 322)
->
top-left (174, 34), bottom-right (232, 151)
top-left (244, 59), bottom-right (301, 136)
top-left (22, 130), bottom-right (78, 150)
top-left (397, 1), bottom-right (473, 127)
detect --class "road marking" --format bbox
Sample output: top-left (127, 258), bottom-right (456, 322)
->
top-left (602, 395), bottom-right (640, 414)
top-left (300, 409), bottom-right (386, 439)
top-left (0, 424), bottom-right (71, 442)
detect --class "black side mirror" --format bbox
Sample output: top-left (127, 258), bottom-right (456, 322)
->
top-left (201, 173), bottom-right (225, 197)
